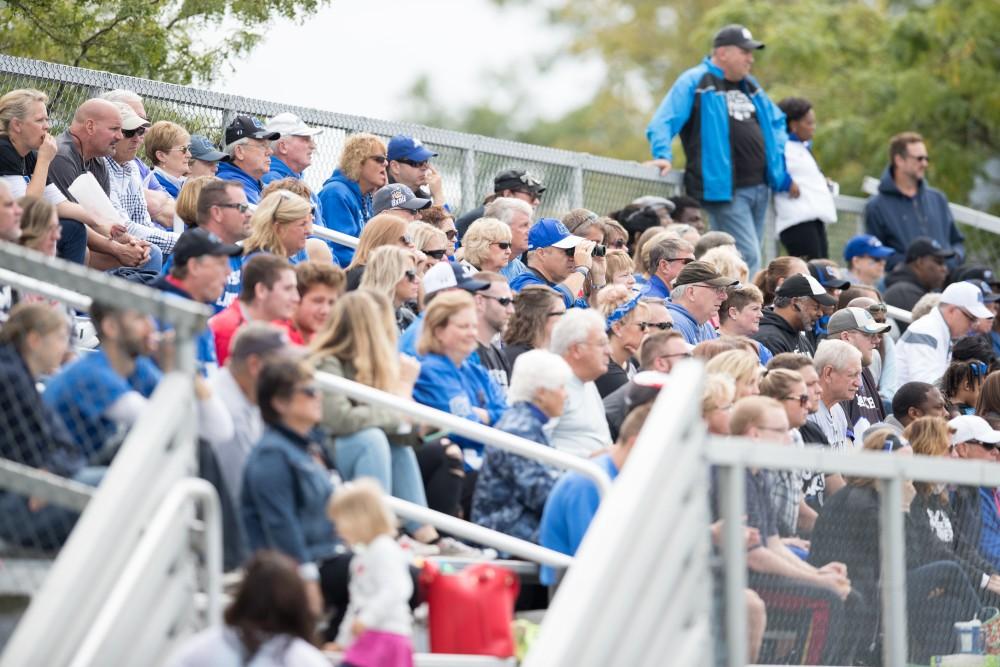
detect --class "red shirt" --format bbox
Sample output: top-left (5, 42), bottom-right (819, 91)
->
top-left (207, 301), bottom-right (246, 366)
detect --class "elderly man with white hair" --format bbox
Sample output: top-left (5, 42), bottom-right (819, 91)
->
top-left (807, 338), bottom-right (863, 500)
top-left (471, 349), bottom-right (572, 543)
top-left (216, 115), bottom-right (280, 205)
top-left (485, 197), bottom-right (534, 282)
top-left (547, 308), bottom-right (613, 457)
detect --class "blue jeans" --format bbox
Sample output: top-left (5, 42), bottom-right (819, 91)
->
top-left (334, 428), bottom-right (428, 532)
top-left (0, 466), bottom-right (106, 550)
top-left (56, 218), bottom-right (88, 264)
top-left (141, 243), bottom-right (163, 274)
top-left (703, 183), bottom-right (770, 276)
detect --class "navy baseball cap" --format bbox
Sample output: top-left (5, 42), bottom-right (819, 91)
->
top-left (843, 234), bottom-right (894, 262)
top-left (173, 228), bottom-right (243, 266)
top-left (387, 135), bottom-right (437, 162)
top-left (189, 134), bottom-right (226, 162)
top-left (224, 115), bottom-right (279, 147)
top-left (808, 262), bottom-right (851, 290)
top-left (713, 25), bottom-right (765, 50)
top-left (372, 183), bottom-right (432, 215)
top-left (527, 218), bottom-right (583, 251)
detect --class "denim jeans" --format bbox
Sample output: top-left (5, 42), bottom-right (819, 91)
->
top-left (334, 428), bottom-right (428, 532)
top-left (56, 218), bottom-right (88, 264)
top-left (703, 183), bottom-right (770, 276)
top-left (141, 243), bottom-right (163, 274)
top-left (907, 560), bottom-right (981, 662)
top-left (0, 466), bottom-right (106, 551)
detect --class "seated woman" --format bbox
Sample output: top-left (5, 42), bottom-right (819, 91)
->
top-left (409, 221), bottom-right (449, 273)
top-left (705, 349), bottom-right (762, 399)
top-left (344, 213), bottom-right (412, 290)
top-left (144, 121), bottom-right (191, 199)
top-left (593, 286), bottom-right (649, 398)
top-left (419, 206), bottom-right (458, 259)
top-left (164, 550), bottom-right (327, 667)
top-left (0, 303), bottom-right (102, 549)
top-left (702, 373), bottom-right (735, 436)
top-left (471, 349), bottom-right (570, 544)
top-left (172, 175), bottom-right (214, 232)
top-left (413, 290), bottom-right (508, 475)
top-left (459, 217), bottom-right (511, 274)
top-left (501, 285), bottom-right (565, 372)
top-left (358, 245), bottom-right (420, 333)
top-left (809, 426), bottom-right (981, 664)
top-left (18, 196), bottom-right (61, 256)
top-left (243, 190), bottom-right (316, 264)
top-left (940, 359), bottom-right (986, 417)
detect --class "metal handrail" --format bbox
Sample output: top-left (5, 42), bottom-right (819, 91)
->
top-left (836, 193), bottom-right (1000, 236)
top-left (314, 371), bottom-right (614, 497)
top-left (311, 225), bottom-right (360, 249)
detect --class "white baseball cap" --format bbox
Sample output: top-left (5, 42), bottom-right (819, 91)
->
top-left (941, 281), bottom-right (994, 320)
top-left (422, 261), bottom-right (489, 297)
top-left (265, 112), bottom-right (323, 137)
top-left (949, 415), bottom-right (1000, 446)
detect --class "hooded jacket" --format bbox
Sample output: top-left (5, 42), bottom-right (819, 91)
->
top-left (215, 160), bottom-right (262, 205)
top-left (317, 168), bottom-right (373, 266)
top-left (883, 263), bottom-right (932, 315)
top-left (646, 56), bottom-right (790, 202)
top-left (863, 166), bottom-right (964, 271)
top-left (751, 308), bottom-right (815, 357)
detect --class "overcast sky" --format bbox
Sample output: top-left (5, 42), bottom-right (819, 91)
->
top-left (216, 0), bottom-right (604, 124)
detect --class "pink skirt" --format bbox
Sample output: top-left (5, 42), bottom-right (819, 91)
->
top-left (342, 630), bottom-right (414, 667)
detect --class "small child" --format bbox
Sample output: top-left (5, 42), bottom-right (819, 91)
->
top-left (329, 479), bottom-right (414, 667)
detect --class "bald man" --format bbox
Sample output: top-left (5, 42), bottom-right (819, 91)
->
top-left (48, 98), bottom-right (150, 269)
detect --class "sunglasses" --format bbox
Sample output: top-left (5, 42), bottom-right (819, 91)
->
top-left (294, 383), bottom-right (319, 398)
top-left (404, 269), bottom-right (418, 282)
top-left (444, 230), bottom-right (458, 241)
top-left (169, 145), bottom-right (192, 154)
top-left (492, 241), bottom-right (512, 250)
top-left (424, 249), bottom-right (448, 260)
top-left (666, 257), bottom-right (695, 265)
top-left (610, 239), bottom-right (627, 249)
top-left (368, 155), bottom-right (389, 164)
top-left (645, 321), bottom-right (673, 331)
top-left (966, 439), bottom-right (999, 451)
top-left (217, 202), bottom-right (250, 213)
top-left (122, 126), bottom-right (147, 138)
top-left (483, 295), bottom-right (514, 307)
top-left (397, 158), bottom-right (429, 168)
top-left (783, 394), bottom-right (809, 407)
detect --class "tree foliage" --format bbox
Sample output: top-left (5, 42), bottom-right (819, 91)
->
top-left (0, 0), bottom-right (329, 85)
top-left (409, 0), bottom-right (999, 209)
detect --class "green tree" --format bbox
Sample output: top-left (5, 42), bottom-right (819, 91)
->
top-left (0, 0), bottom-right (330, 85)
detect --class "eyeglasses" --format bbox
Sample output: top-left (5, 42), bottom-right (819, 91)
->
top-left (444, 229), bottom-right (458, 240)
top-left (491, 241), bottom-right (512, 250)
top-left (404, 269), bottom-right (418, 282)
top-left (122, 126), bottom-right (146, 138)
top-left (482, 295), bottom-right (514, 307)
top-left (661, 351), bottom-right (693, 360)
top-left (782, 394), bottom-right (809, 407)
top-left (368, 155), bottom-right (389, 164)
top-left (294, 383), bottom-right (320, 398)
top-left (400, 234), bottom-right (414, 245)
top-left (169, 145), bottom-right (192, 154)
top-left (397, 158), bottom-right (429, 169)
top-left (424, 249), bottom-right (448, 260)
top-left (216, 202), bottom-right (250, 214)
top-left (666, 257), bottom-right (695, 265)
top-left (966, 439), bottom-right (999, 451)
top-left (645, 321), bottom-right (673, 330)
top-left (693, 283), bottom-right (728, 296)
top-left (908, 154), bottom-right (930, 163)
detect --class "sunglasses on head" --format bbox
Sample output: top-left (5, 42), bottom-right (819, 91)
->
top-left (122, 126), bottom-right (146, 138)
top-left (424, 249), bottom-right (448, 260)
top-left (400, 234), bottom-right (414, 245)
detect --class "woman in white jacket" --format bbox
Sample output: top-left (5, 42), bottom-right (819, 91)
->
top-left (774, 98), bottom-right (837, 261)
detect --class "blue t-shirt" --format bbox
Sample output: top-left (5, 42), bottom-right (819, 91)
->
top-left (398, 313), bottom-right (424, 356)
top-left (43, 350), bottom-right (162, 457)
top-left (162, 253), bottom-right (243, 314)
top-left (539, 453), bottom-right (619, 585)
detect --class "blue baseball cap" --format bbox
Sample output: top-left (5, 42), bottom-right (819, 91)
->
top-left (843, 234), bottom-right (894, 262)
top-left (527, 218), bottom-right (584, 251)
top-left (387, 135), bottom-right (437, 162)
top-left (189, 134), bottom-right (225, 162)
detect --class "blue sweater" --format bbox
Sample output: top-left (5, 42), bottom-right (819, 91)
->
top-left (216, 160), bottom-right (263, 205)
top-left (646, 56), bottom-right (790, 202)
top-left (863, 166), bottom-right (964, 270)
top-left (317, 168), bottom-right (373, 266)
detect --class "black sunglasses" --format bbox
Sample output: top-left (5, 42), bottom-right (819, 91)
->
top-left (665, 257), bottom-right (695, 265)
top-left (783, 394), bottom-right (809, 407)
top-left (966, 439), bottom-right (999, 451)
top-left (483, 295), bottom-right (514, 307)
top-left (424, 249), bottom-right (448, 260)
top-left (492, 241), bottom-right (512, 250)
top-left (369, 155), bottom-right (388, 164)
top-left (217, 202), bottom-right (250, 214)
top-left (397, 158), bottom-right (429, 168)
top-left (645, 321), bottom-right (673, 331)
top-left (122, 126), bottom-right (146, 138)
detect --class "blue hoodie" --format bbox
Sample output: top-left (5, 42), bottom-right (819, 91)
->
top-left (317, 168), bottom-right (373, 266)
top-left (863, 165), bottom-right (964, 271)
top-left (216, 160), bottom-right (263, 205)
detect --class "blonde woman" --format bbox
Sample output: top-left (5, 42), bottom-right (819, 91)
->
top-left (702, 373), bottom-right (736, 435)
top-left (409, 221), bottom-right (449, 270)
top-left (174, 175), bottom-right (215, 231)
top-left (702, 245), bottom-right (749, 285)
top-left (145, 121), bottom-right (191, 198)
top-left (460, 217), bottom-right (512, 273)
top-left (359, 245), bottom-right (420, 332)
top-left (594, 285), bottom-right (650, 397)
top-left (605, 250), bottom-right (636, 290)
top-left (17, 196), bottom-right (60, 256)
top-left (705, 349), bottom-right (761, 399)
top-left (345, 213), bottom-right (411, 290)
top-left (318, 132), bottom-right (389, 266)
top-left (243, 189), bottom-right (315, 263)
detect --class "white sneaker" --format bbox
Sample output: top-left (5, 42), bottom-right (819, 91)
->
top-left (435, 537), bottom-right (498, 560)
top-left (397, 535), bottom-right (440, 557)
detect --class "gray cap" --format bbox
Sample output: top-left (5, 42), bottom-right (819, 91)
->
top-left (372, 183), bottom-right (431, 215)
top-left (827, 307), bottom-right (891, 336)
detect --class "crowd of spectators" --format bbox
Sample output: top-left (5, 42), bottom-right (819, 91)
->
top-left (0, 18), bottom-right (997, 663)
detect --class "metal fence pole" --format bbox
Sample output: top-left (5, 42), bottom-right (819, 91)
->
top-left (462, 148), bottom-right (477, 213)
top-left (719, 464), bottom-right (748, 667)
top-left (879, 476), bottom-right (908, 666)
top-left (571, 164), bottom-right (584, 209)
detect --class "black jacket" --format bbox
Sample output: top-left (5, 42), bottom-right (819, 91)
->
top-left (751, 308), bottom-right (815, 357)
top-left (907, 491), bottom-right (992, 590)
top-left (884, 264), bottom-right (931, 318)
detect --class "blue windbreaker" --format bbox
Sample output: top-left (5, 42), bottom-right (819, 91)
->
top-left (646, 56), bottom-right (790, 202)
top-left (216, 161), bottom-right (263, 205)
top-left (317, 168), bottom-right (373, 266)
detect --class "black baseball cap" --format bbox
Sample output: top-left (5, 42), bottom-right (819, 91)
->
top-left (776, 274), bottom-right (837, 307)
top-left (173, 228), bottom-right (243, 266)
top-left (905, 237), bottom-right (956, 263)
top-left (494, 169), bottom-right (545, 195)
top-left (713, 24), bottom-right (765, 51)
top-left (673, 260), bottom-right (739, 288)
top-left (224, 115), bottom-right (280, 147)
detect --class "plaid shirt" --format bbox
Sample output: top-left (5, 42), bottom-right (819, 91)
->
top-left (105, 157), bottom-right (179, 254)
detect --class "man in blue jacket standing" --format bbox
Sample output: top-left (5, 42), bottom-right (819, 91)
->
top-left (864, 132), bottom-right (964, 271)
top-left (646, 24), bottom-right (791, 277)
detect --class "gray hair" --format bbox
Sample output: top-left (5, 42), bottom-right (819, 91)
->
top-left (484, 197), bottom-right (533, 226)
top-left (225, 137), bottom-right (249, 158)
top-left (813, 339), bottom-right (862, 374)
top-left (669, 283), bottom-right (692, 301)
top-left (647, 237), bottom-right (693, 274)
top-left (508, 349), bottom-right (573, 403)
top-left (549, 309), bottom-right (605, 356)
top-left (913, 293), bottom-right (943, 321)
top-left (99, 89), bottom-right (142, 106)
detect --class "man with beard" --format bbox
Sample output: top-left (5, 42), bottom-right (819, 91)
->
top-left (753, 274), bottom-right (834, 356)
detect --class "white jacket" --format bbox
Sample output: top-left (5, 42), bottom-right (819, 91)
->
top-left (336, 534), bottom-right (413, 645)
top-left (895, 307), bottom-right (952, 386)
top-left (774, 140), bottom-right (837, 233)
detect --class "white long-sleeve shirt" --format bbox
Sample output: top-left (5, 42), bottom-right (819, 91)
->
top-left (336, 534), bottom-right (413, 646)
top-left (774, 139), bottom-right (837, 233)
top-left (896, 307), bottom-right (952, 386)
